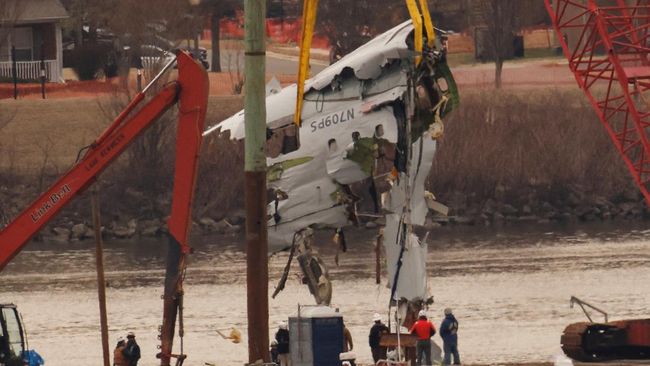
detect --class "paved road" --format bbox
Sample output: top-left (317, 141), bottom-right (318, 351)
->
top-left (209, 48), bottom-right (328, 75)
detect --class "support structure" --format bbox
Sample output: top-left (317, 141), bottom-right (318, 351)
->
top-left (91, 190), bottom-right (110, 366)
top-left (244, 0), bottom-right (270, 363)
top-left (546, 0), bottom-right (650, 205)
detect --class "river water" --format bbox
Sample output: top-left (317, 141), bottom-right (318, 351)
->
top-left (1, 222), bottom-right (650, 365)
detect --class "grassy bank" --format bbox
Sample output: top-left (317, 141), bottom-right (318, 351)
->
top-left (0, 88), bottom-right (644, 232)
top-left (429, 88), bottom-right (637, 206)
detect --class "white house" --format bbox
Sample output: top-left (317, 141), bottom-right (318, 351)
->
top-left (0, 0), bottom-right (68, 83)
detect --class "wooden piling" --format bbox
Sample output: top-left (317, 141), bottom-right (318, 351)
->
top-left (244, 0), bottom-right (270, 363)
top-left (91, 189), bottom-right (110, 366)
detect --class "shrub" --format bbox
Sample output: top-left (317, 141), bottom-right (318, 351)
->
top-left (70, 44), bottom-right (106, 81)
top-left (429, 88), bottom-right (634, 203)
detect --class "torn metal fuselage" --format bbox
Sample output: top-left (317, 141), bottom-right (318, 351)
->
top-left (203, 20), bottom-right (458, 307)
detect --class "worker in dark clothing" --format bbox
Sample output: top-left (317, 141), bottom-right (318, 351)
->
top-left (368, 313), bottom-right (390, 363)
top-left (275, 321), bottom-right (290, 366)
top-left (409, 310), bottom-right (436, 366)
top-left (123, 332), bottom-right (141, 366)
top-left (440, 308), bottom-right (460, 365)
top-left (269, 340), bottom-right (280, 365)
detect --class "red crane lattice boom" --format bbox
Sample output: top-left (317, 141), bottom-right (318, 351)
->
top-left (546, 0), bottom-right (650, 205)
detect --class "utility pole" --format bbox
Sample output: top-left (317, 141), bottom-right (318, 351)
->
top-left (244, 0), bottom-right (269, 364)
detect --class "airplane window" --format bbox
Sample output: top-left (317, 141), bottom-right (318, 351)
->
top-left (266, 124), bottom-right (300, 158)
top-left (437, 77), bottom-right (449, 92)
top-left (375, 125), bottom-right (384, 138)
top-left (281, 125), bottom-right (299, 154)
top-left (328, 138), bottom-right (337, 153)
top-left (416, 84), bottom-right (433, 111)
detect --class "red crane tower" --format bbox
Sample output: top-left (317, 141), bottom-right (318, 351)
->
top-left (546, 0), bottom-right (650, 362)
top-left (547, 0), bottom-right (650, 205)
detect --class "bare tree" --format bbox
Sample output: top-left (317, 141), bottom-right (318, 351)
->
top-left (0, 0), bottom-right (22, 217)
top-left (479, 0), bottom-right (520, 89)
top-left (0, 0), bottom-right (24, 55)
top-left (0, 102), bottom-right (17, 227)
top-left (200, 0), bottom-right (242, 72)
top-left (318, 0), bottom-right (406, 60)
top-left (97, 83), bottom-right (176, 199)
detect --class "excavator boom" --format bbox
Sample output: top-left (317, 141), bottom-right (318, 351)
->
top-left (0, 50), bottom-right (208, 366)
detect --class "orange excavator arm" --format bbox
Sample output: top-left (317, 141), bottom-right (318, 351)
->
top-left (0, 50), bottom-right (207, 269)
top-left (0, 50), bottom-right (208, 366)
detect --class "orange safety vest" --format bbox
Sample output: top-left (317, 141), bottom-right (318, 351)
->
top-left (114, 345), bottom-right (127, 366)
top-left (410, 319), bottom-right (435, 340)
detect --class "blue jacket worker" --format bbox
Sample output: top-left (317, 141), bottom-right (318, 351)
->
top-left (440, 308), bottom-right (460, 365)
top-left (123, 332), bottom-right (141, 366)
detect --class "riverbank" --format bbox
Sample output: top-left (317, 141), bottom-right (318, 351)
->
top-left (2, 178), bottom-right (647, 244)
top-left (2, 88), bottom-right (649, 244)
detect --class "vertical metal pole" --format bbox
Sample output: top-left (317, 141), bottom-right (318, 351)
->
top-left (11, 46), bottom-right (17, 100)
top-left (194, 33), bottom-right (200, 59)
top-left (91, 189), bottom-right (110, 366)
top-left (40, 42), bottom-right (46, 99)
top-left (375, 233), bottom-right (381, 284)
top-left (136, 68), bottom-right (143, 92)
top-left (280, 0), bottom-right (285, 30)
top-left (244, 0), bottom-right (269, 363)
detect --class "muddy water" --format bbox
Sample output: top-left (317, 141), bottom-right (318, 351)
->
top-left (1, 222), bottom-right (650, 365)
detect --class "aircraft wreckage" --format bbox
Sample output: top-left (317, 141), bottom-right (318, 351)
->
top-left (204, 20), bottom-right (458, 316)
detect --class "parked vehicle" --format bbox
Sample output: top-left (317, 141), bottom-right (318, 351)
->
top-left (0, 303), bottom-right (43, 366)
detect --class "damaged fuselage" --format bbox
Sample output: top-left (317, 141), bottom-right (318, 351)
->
top-left (203, 20), bottom-right (458, 308)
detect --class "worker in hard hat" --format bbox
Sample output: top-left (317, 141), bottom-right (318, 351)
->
top-left (409, 310), bottom-right (436, 366)
top-left (440, 308), bottom-right (460, 365)
top-left (123, 332), bottom-right (141, 366)
top-left (275, 321), bottom-right (290, 366)
top-left (368, 313), bottom-right (390, 363)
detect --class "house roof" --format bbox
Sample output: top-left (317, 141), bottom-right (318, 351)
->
top-left (2, 0), bottom-right (69, 24)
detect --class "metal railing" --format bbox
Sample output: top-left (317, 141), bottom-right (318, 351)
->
top-left (0, 60), bottom-right (59, 82)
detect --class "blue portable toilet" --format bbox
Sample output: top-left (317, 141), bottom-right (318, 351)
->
top-left (289, 306), bottom-right (343, 366)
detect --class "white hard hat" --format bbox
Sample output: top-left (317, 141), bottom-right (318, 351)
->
top-left (444, 308), bottom-right (452, 315)
top-left (372, 313), bottom-right (381, 322)
top-left (278, 321), bottom-right (288, 330)
top-left (418, 310), bottom-right (427, 318)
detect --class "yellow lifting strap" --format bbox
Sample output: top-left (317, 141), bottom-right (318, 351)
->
top-left (405, 0), bottom-right (423, 65)
top-left (418, 0), bottom-right (436, 48)
top-left (293, 0), bottom-right (320, 127)
top-left (405, 0), bottom-right (436, 65)
top-left (293, 0), bottom-right (435, 125)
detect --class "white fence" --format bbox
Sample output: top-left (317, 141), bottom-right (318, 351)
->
top-left (0, 60), bottom-right (60, 82)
